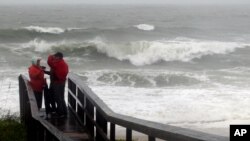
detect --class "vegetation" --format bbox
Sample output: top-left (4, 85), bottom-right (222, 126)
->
top-left (0, 113), bottom-right (26, 141)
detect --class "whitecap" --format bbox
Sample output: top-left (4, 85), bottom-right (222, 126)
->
top-left (23, 25), bottom-right (65, 34)
top-left (21, 38), bottom-right (55, 53)
top-left (134, 24), bottom-right (155, 31)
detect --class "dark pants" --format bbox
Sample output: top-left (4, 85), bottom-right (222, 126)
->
top-left (34, 91), bottom-right (43, 110)
top-left (53, 82), bottom-right (67, 115)
top-left (44, 83), bottom-right (56, 115)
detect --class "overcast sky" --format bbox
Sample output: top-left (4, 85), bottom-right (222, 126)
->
top-left (0, 0), bottom-right (250, 5)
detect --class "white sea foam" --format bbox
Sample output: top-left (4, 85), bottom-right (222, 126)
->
top-left (78, 69), bottom-right (210, 87)
top-left (91, 85), bottom-right (250, 136)
top-left (23, 26), bottom-right (65, 34)
top-left (134, 24), bottom-right (155, 31)
top-left (0, 77), bottom-right (20, 116)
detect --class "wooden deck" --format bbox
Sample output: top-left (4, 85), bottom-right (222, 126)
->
top-left (41, 109), bottom-right (90, 141)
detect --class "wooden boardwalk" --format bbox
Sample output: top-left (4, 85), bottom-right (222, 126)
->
top-left (19, 74), bottom-right (229, 141)
top-left (42, 109), bottom-right (90, 141)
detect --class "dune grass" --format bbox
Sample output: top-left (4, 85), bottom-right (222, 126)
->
top-left (0, 113), bottom-right (26, 141)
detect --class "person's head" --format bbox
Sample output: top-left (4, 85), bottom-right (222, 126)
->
top-left (31, 56), bottom-right (42, 66)
top-left (54, 52), bottom-right (63, 60)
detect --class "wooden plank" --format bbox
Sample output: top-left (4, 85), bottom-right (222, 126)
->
top-left (63, 132), bottom-right (89, 140)
top-left (46, 109), bottom-right (89, 141)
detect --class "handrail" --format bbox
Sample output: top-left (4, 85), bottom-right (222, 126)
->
top-left (19, 74), bottom-right (74, 141)
top-left (68, 73), bottom-right (229, 141)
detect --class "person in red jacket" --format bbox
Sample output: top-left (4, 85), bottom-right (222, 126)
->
top-left (28, 57), bottom-right (45, 110)
top-left (46, 52), bottom-right (69, 118)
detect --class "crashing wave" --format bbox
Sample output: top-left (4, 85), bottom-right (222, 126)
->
top-left (92, 37), bottom-right (245, 66)
top-left (17, 37), bottom-right (247, 66)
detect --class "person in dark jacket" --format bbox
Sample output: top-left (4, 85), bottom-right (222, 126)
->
top-left (47, 52), bottom-right (69, 118)
top-left (28, 57), bottom-right (45, 110)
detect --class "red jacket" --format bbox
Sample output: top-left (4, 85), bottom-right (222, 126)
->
top-left (47, 55), bottom-right (55, 68)
top-left (47, 55), bottom-right (69, 83)
top-left (28, 65), bottom-right (45, 92)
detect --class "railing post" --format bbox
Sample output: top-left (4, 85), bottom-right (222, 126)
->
top-left (19, 75), bottom-right (31, 141)
top-left (77, 88), bottom-right (85, 125)
top-left (86, 98), bottom-right (94, 138)
top-left (23, 82), bottom-right (36, 141)
top-left (19, 76), bottom-right (24, 123)
top-left (37, 121), bottom-right (45, 141)
top-left (27, 117), bottom-right (37, 141)
top-left (126, 128), bottom-right (132, 141)
top-left (110, 123), bottom-right (116, 141)
top-left (68, 79), bottom-right (77, 111)
top-left (45, 129), bottom-right (55, 141)
top-left (148, 136), bottom-right (155, 141)
top-left (96, 110), bottom-right (107, 141)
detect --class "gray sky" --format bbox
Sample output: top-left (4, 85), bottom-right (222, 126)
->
top-left (1, 0), bottom-right (250, 5)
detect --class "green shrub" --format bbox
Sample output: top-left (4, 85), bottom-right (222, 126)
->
top-left (0, 114), bottom-right (26, 141)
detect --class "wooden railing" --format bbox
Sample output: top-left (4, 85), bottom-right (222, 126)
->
top-left (67, 73), bottom-right (229, 141)
top-left (19, 74), bottom-right (75, 141)
top-left (19, 73), bottom-right (229, 141)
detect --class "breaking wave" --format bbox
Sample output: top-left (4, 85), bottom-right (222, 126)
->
top-left (134, 24), bottom-right (155, 31)
top-left (13, 37), bottom-right (247, 66)
top-left (91, 37), bottom-right (246, 66)
top-left (23, 26), bottom-right (65, 34)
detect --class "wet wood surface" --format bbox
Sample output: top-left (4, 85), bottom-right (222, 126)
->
top-left (45, 109), bottom-right (90, 141)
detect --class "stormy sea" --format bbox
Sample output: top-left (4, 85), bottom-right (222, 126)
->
top-left (1, 4), bottom-right (250, 136)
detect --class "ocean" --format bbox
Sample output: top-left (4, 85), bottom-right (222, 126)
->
top-left (1, 4), bottom-right (250, 136)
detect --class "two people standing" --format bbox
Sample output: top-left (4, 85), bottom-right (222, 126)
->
top-left (28, 52), bottom-right (69, 118)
